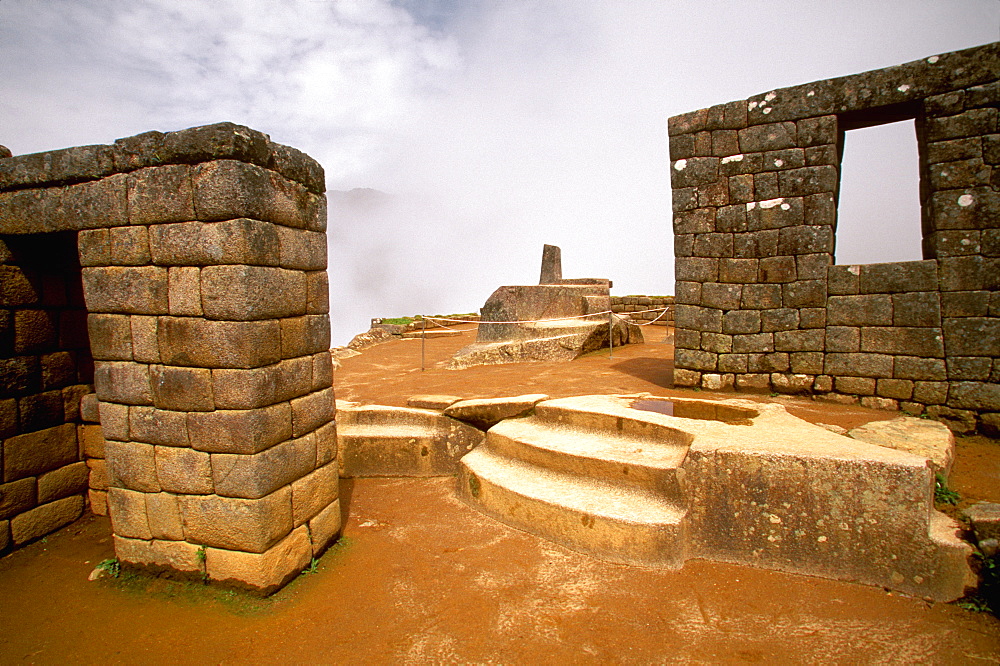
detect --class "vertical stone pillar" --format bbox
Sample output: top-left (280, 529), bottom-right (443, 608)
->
top-left (539, 244), bottom-right (562, 284)
top-left (79, 127), bottom-right (338, 593)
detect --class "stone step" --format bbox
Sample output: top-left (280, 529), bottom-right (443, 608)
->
top-left (458, 446), bottom-right (687, 567)
top-left (486, 417), bottom-right (687, 497)
top-left (531, 396), bottom-right (696, 447)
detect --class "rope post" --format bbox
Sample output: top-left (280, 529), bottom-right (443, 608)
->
top-left (420, 318), bottom-right (426, 372)
top-left (608, 310), bottom-right (614, 360)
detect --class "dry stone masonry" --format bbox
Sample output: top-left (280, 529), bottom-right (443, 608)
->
top-left (0, 123), bottom-right (339, 593)
top-left (669, 43), bottom-right (999, 433)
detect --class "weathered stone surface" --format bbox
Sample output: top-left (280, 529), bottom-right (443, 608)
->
top-left (212, 434), bottom-right (316, 500)
top-left (37, 461), bottom-right (88, 503)
top-left (94, 361), bottom-right (152, 406)
top-left (155, 446), bottom-right (213, 495)
top-left (860, 327), bottom-right (945, 357)
top-left (0, 478), bottom-right (37, 520)
top-left (849, 417), bottom-right (955, 474)
top-left (188, 402), bottom-right (292, 455)
top-left (963, 502), bottom-right (1000, 543)
top-left (193, 160), bottom-right (313, 229)
top-left (3, 423), bottom-right (77, 482)
top-left (87, 313), bottom-right (133, 360)
top-left (157, 317), bottom-right (281, 369)
top-left (114, 536), bottom-right (202, 574)
top-left (89, 489), bottom-right (108, 516)
top-left (307, 498), bottom-right (341, 556)
top-left (290, 388), bottom-right (334, 438)
top-left (108, 225), bottom-right (151, 265)
top-left (105, 440), bottom-right (160, 492)
top-left (81, 266), bottom-right (168, 315)
top-left (144, 492), bottom-right (185, 541)
top-left (859, 261), bottom-right (938, 294)
top-left (943, 317), bottom-right (1000, 357)
top-left (87, 459), bottom-right (108, 491)
top-left (97, 401), bottom-right (129, 441)
top-left (279, 315), bottom-right (331, 359)
top-left (200, 266), bottom-right (306, 321)
top-left (825, 353), bottom-right (893, 378)
top-left (948, 381), bottom-right (1000, 411)
top-left (305, 271), bottom-right (330, 315)
top-left (826, 294), bottom-right (893, 326)
top-left (10, 495), bottom-right (84, 544)
top-left (291, 462), bottom-right (339, 527)
top-left (147, 365), bottom-right (214, 412)
top-left (149, 218), bottom-right (280, 267)
top-left (443, 394), bottom-right (549, 431)
top-left (166, 267), bottom-right (202, 316)
top-left (311, 352), bottom-right (333, 392)
top-left (315, 421), bottom-right (338, 467)
top-left (181, 487), bottom-right (292, 553)
top-left (129, 406), bottom-right (190, 447)
top-left (205, 524), bottom-right (311, 595)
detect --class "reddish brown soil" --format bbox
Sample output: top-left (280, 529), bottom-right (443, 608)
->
top-left (1, 328), bottom-right (998, 662)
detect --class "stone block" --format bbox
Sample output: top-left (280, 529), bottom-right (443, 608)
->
top-left (212, 434), bottom-right (316, 500)
top-left (733, 332), bottom-right (774, 354)
top-left (87, 314), bottom-right (133, 361)
top-left (277, 226), bottom-right (326, 271)
top-left (674, 328), bottom-right (700, 350)
top-left (0, 478), bottom-right (37, 520)
top-left (804, 145), bottom-right (838, 166)
top-left (670, 135), bottom-right (695, 160)
top-left (10, 495), bottom-right (83, 545)
top-left (107, 486), bottom-right (153, 539)
top-left (774, 329), bottom-right (824, 352)
top-left (157, 317), bottom-right (281, 369)
top-left (127, 164), bottom-right (194, 225)
top-left (94, 361), bottom-right (152, 406)
top-left (835, 376), bottom-right (876, 396)
top-left (722, 310), bottom-right (761, 335)
top-left (761, 308), bottom-right (799, 332)
top-left (693, 233), bottom-right (733, 258)
top-left (758, 256), bottom-right (796, 283)
top-left (193, 160), bottom-right (314, 229)
top-left (747, 198), bottom-right (803, 231)
top-left (761, 149), bottom-right (805, 172)
top-left (87, 459), bottom-right (108, 491)
top-left (948, 357), bottom-right (992, 381)
top-left (827, 264), bottom-right (860, 296)
top-left (106, 440), bottom-right (160, 492)
top-left (892, 292), bottom-right (941, 327)
top-left (827, 294), bottom-right (893, 326)
top-left (701, 283), bottom-right (742, 310)
top-left (825, 326), bottom-right (860, 352)
top-left (747, 352), bottom-right (789, 373)
top-left (720, 152), bottom-right (763, 176)
top-left (697, 181), bottom-right (729, 207)
top-left (727, 175), bottom-right (754, 204)
top-left (929, 229), bottom-right (982, 257)
top-left (200, 266), bottom-right (306, 321)
top-left (37, 461), bottom-right (88, 503)
top-left (670, 157), bottom-right (720, 188)
top-left (939, 256), bottom-right (985, 291)
top-left (675, 257), bottom-right (719, 283)
top-left (963, 503), bottom-right (1000, 544)
top-left (305, 271), bottom-right (329, 315)
top-left (859, 261), bottom-right (937, 294)
top-left (149, 218), bottom-right (280, 267)
top-left (673, 208), bottom-right (715, 234)
top-left (291, 461), bottom-right (339, 528)
top-left (108, 226), bottom-right (151, 266)
top-left (672, 369), bottom-right (701, 387)
top-left (861, 327), bottom-right (945, 357)
top-left (948, 382), bottom-right (1000, 411)
top-left (97, 401), bottom-right (129, 441)
top-left (796, 116), bottom-right (837, 146)
top-left (782, 280), bottom-right (826, 308)
top-left (929, 187), bottom-right (999, 231)
top-left (89, 489), bottom-right (108, 515)
top-left (895, 357), bottom-right (948, 381)
top-left (205, 524), bottom-right (311, 595)
top-left (668, 108), bottom-right (708, 136)
top-left (859, 396), bottom-right (898, 411)
top-left (738, 122), bottom-right (796, 152)
top-left (675, 348), bottom-right (717, 372)
top-left (770, 373), bottom-right (813, 394)
top-left (943, 317), bottom-right (1000, 356)
top-left (675, 305), bottom-right (722, 333)
top-left (927, 137), bottom-right (982, 164)
top-left (3, 423), bottom-right (77, 482)
top-left (81, 266), bottom-right (168, 315)
top-left (711, 130), bottom-right (740, 156)
top-left (41, 352), bottom-right (75, 390)
top-left (181, 487), bottom-right (292, 553)
top-left (925, 108), bottom-right (997, 142)
top-left (930, 159), bottom-right (991, 190)
top-left (311, 352), bottom-right (333, 392)
top-left (114, 536), bottom-right (202, 574)
top-left (276, 356), bottom-right (313, 402)
top-left (13, 309), bottom-right (57, 353)
top-left (279, 315), bottom-right (330, 358)
top-left (167, 267), bottom-right (202, 316)
top-left (789, 352), bottom-right (824, 374)
top-left (734, 373), bottom-right (770, 391)
top-left (924, 406), bottom-right (978, 434)
top-left (144, 492), bottom-right (185, 541)
top-left (777, 225), bottom-right (832, 255)
top-left (941, 291), bottom-right (990, 318)
top-left (148, 365), bottom-right (214, 412)
top-left (129, 316), bottom-right (160, 364)
top-left (877, 378), bottom-right (914, 401)
top-left (291, 388), bottom-right (334, 438)
top-left (188, 402), bottom-right (292, 455)
top-left (155, 445), bottom-right (213, 495)
top-left (17, 390), bottom-right (64, 431)
top-left (308, 498), bottom-right (342, 556)
top-left (740, 284), bottom-right (782, 310)
top-left (77, 228), bottom-right (110, 267)
top-left (49, 175), bottom-right (129, 231)
top-left (717, 354), bottom-right (748, 373)
top-left (825, 353), bottom-right (893, 378)
top-left (315, 421), bottom-right (338, 467)
top-left (129, 406), bottom-right (190, 447)
top-left (777, 166), bottom-right (838, 197)
top-left (700, 332), bottom-right (732, 354)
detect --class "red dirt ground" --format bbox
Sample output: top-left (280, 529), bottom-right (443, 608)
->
top-left (0, 327), bottom-right (997, 663)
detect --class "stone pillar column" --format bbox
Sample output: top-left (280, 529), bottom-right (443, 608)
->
top-left (79, 127), bottom-right (338, 593)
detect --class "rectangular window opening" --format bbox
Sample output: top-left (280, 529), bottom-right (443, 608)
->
top-left (835, 118), bottom-right (924, 265)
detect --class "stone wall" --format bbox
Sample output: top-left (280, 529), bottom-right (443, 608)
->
top-left (611, 295), bottom-right (674, 325)
top-left (668, 43), bottom-right (999, 433)
top-left (0, 123), bottom-right (340, 593)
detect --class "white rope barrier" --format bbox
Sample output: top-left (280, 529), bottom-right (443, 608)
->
top-left (420, 306), bottom-right (671, 327)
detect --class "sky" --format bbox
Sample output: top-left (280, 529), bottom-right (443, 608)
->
top-left (1, 1), bottom-right (997, 344)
